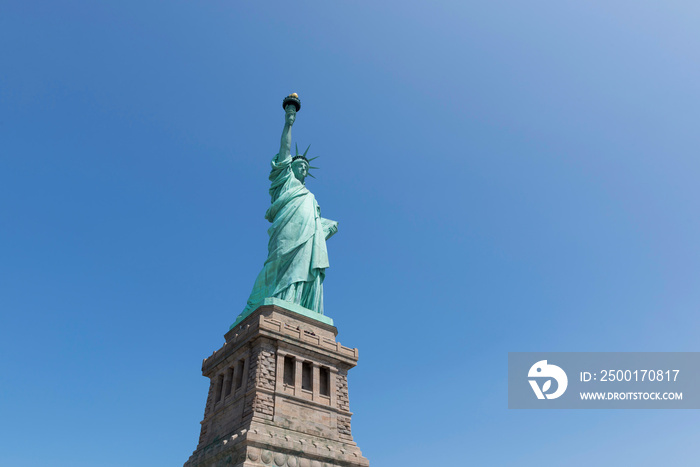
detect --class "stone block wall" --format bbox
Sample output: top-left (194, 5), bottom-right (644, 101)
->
top-left (336, 370), bottom-right (349, 412)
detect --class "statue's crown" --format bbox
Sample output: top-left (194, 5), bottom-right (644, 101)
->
top-left (292, 144), bottom-right (319, 177)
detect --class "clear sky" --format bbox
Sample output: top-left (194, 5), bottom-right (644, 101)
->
top-left (1, 1), bottom-right (699, 466)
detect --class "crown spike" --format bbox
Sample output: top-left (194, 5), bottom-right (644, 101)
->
top-left (303, 144), bottom-right (311, 158)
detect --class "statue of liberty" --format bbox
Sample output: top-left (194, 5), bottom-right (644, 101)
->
top-left (238, 94), bottom-right (338, 322)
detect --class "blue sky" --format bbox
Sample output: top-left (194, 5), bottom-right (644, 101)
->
top-left (1, 1), bottom-right (699, 466)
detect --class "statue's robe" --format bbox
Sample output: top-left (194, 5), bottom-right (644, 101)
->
top-left (241, 152), bottom-right (332, 315)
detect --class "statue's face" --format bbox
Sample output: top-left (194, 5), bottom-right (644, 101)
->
top-left (292, 160), bottom-right (308, 182)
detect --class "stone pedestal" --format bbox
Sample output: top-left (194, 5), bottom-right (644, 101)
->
top-left (184, 299), bottom-right (369, 467)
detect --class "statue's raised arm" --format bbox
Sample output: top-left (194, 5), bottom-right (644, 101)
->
top-left (278, 104), bottom-right (295, 162)
top-left (277, 93), bottom-right (300, 163)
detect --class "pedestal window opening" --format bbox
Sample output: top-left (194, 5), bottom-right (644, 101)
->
top-left (215, 373), bottom-right (224, 402)
top-left (302, 361), bottom-right (313, 391)
top-left (284, 356), bottom-right (295, 386)
top-left (235, 358), bottom-right (245, 389)
top-left (320, 366), bottom-right (330, 396)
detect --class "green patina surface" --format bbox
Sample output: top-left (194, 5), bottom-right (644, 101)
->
top-left (229, 297), bottom-right (334, 329)
top-left (232, 95), bottom-right (336, 330)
